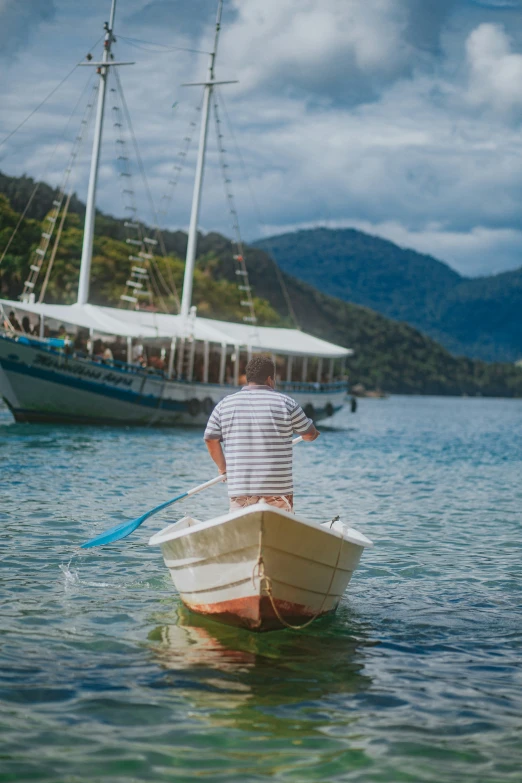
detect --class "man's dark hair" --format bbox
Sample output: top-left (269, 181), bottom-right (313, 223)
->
top-left (246, 355), bottom-right (275, 384)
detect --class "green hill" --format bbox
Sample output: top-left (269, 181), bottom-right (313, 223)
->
top-left (0, 192), bottom-right (278, 325)
top-left (253, 228), bottom-right (522, 363)
top-left (1, 171), bottom-right (522, 397)
top-left (194, 233), bottom-right (522, 397)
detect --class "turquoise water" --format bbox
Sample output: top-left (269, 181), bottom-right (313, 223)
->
top-left (1, 396), bottom-right (521, 782)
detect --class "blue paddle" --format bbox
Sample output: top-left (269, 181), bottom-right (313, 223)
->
top-left (80, 436), bottom-right (304, 550)
top-left (81, 474), bottom-right (226, 549)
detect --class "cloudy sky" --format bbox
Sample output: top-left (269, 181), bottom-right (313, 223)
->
top-left (2, 0), bottom-right (522, 277)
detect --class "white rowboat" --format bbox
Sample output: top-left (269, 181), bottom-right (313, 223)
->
top-left (149, 502), bottom-right (373, 632)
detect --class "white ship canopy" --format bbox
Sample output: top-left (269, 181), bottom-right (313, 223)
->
top-left (0, 299), bottom-right (352, 359)
top-left (0, 300), bottom-right (156, 339)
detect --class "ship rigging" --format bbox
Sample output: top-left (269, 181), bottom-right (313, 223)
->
top-left (0, 0), bottom-right (352, 426)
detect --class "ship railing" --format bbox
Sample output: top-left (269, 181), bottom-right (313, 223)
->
top-left (2, 333), bottom-right (162, 380)
top-left (278, 380), bottom-right (349, 394)
top-left (3, 331), bottom-right (350, 392)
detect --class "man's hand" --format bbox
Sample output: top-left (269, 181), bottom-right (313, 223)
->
top-left (302, 425), bottom-right (320, 442)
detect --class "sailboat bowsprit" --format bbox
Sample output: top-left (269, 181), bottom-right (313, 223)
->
top-left (0, 0), bottom-right (353, 426)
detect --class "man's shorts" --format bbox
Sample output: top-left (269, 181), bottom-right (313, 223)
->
top-left (229, 494), bottom-right (294, 513)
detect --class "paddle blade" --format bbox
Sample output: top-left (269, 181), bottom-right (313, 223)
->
top-left (81, 515), bottom-right (146, 549)
top-left (80, 490), bottom-right (189, 549)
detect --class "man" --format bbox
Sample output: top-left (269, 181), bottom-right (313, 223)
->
top-left (204, 355), bottom-right (320, 512)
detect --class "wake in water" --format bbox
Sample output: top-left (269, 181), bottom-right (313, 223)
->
top-left (60, 551), bottom-right (81, 589)
top-left (59, 550), bottom-right (112, 590)
top-left (59, 550), bottom-right (157, 591)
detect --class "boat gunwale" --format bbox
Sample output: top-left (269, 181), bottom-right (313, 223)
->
top-left (148, 502), bottom-right (373, 549)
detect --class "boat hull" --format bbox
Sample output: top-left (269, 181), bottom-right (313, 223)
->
top-left (0, 334), bottom-right (347, 426)
top-left (183, 594), bottom-right (331, 631)
top-left (149, 504), bottom-right (372, 631)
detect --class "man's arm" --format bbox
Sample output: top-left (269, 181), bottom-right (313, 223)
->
top-left (204, 403), bottom-right (226, 474)
top-left (289, 401), bottom-right (320, 442)
top-left (205, 438), bottom-right (227, 475)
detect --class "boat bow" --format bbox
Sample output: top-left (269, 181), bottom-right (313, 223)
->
top-left (149, 503), bottom-right (372, 631)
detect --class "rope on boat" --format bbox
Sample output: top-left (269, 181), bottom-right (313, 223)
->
top-left (252, 524), bottom-right (345, 631)
top-left (113, 66), bottom-right (179, 312)
top-left (20, 81), bottom-right (99, 302)
top-left (0, 62), bottom-right (82, 150)
top-left (0, 69), bottom-right (97, 273)
top-left (216, 89), bottom-right (301, 331)
top-left (38, 190), bottom-right (73, 303)
top-left (213, 90), bottom-right (260, 342)
top-left (110, 70), bottom-right (172, 313)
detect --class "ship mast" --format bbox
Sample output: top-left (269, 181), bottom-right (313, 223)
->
top-left (77, 0), bottom-right (133, 305)
top-left (179, 0), bottom-right (234, 321)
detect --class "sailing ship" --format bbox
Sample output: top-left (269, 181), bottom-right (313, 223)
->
top-left (0, 0), bottom-right (352, 427)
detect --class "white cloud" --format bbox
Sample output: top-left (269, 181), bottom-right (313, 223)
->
top-left (3, 1), bottom-right (522, 280)
top-left (466, 23), bottom-right (522, 112)
top-left (220, 0), bottom-right (414, 99)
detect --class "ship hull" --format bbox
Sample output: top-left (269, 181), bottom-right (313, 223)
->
top-left (0, 335), bottom-right (347, 427)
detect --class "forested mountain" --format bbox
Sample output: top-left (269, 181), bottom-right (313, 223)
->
top-left (254, 228), bottom-right (522, 363)
top-left (1, 171), bottom-right (522, 397)
top-left (0, 171), bottom-right (189, 257)
top-left (0, 193), bottom-right (277, 325)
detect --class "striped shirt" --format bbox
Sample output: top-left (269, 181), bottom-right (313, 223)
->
top-left (204, 385), bottom-right (313, 497)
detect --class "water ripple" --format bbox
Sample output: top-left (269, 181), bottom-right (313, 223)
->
top-left (1, 396), bottom-right (521, 781)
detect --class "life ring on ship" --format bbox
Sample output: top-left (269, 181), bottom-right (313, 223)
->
top-left (325, 402), bottom-right (335, 418)
top-left (304, 403), bottom-right (315, 420)
top-left (187, 398), bottom-right (202, 417)
top-left (203, 397), bottom-right (215, 415)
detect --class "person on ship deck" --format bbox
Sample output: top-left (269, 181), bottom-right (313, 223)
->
top-left (6, 311), bottom-right (22, 332)
top-left (204, 355), bottom-right (320, 512)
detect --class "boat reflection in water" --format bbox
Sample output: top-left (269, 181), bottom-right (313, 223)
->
top-left (147, 604), bottom-right (376, 736)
